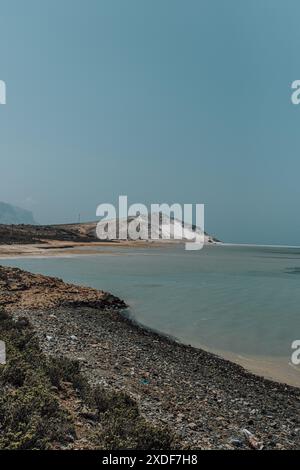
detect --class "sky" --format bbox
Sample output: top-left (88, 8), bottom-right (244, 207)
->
top-left (1, 0), bottom-right (300, 245)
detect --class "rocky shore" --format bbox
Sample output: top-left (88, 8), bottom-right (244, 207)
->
top-left (0, 266), bottom-right (300, 450)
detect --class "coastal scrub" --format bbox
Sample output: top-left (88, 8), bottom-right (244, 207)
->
top-left (0, 310), bottom-right (174, 450)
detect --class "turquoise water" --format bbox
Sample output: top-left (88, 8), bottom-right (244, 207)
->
top-left (2, 244), bottom-right (300, 384)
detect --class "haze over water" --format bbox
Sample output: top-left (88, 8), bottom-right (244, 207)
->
top-left (3, 244), bottom-right (300, 386)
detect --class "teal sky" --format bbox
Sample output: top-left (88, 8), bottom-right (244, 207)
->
top-left (1, 0), bottom-right (300, 244)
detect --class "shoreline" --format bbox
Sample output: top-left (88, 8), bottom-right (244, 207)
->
top-left (123, 309), bottom-right (300, 389)
top-left (2, 242), bottom-right (300, 388)
top-left (0, 240), bottom-right (191, 259)
top-left (2, 243), bottom-right (300, 389)
top-left (0, 265), bottom-right (299, 449)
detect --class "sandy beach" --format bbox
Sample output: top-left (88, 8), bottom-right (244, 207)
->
top-left (0, 240), bottom-right (169, 259)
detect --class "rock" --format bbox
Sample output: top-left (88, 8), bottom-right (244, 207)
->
top-left (188, 422), bottom-right (197, 429)
top-left (229, 438), bottom-right (243, 448)
top-left (176, 413), bottom-right (184, 422)
top-left (242, 428), bottom-right (263, 450)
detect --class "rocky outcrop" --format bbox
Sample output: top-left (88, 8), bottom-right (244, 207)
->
top-left (0, 266), bottom-right (126, 312)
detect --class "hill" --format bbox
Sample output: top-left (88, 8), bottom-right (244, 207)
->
top-left (0, 202), bottom-right (36, 225)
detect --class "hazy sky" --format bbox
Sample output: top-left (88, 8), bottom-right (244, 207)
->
top-left (1, 0), bottom-right (300, 245)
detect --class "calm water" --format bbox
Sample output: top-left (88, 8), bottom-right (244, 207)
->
top-left (2, 244), bottom-right (300, 385)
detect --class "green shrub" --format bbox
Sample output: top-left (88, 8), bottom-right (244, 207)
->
top-left (0, 311), bottom-right (74, 449)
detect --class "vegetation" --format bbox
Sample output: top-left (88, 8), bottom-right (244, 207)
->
top-left (0, 310), bottom-right (174, 450)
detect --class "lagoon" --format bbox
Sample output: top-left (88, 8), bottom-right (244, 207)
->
top-left (2, 244), bottom-right (300, 386)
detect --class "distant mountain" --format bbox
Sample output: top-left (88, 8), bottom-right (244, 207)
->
top-left (0, 202), bottom-right (36, 225)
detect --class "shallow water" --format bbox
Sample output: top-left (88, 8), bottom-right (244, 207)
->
top-left (2, 244), bottom-right (300, 386)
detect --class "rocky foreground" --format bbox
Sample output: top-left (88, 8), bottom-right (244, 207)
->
top-left (0, 266), bottom-right (300, 450)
